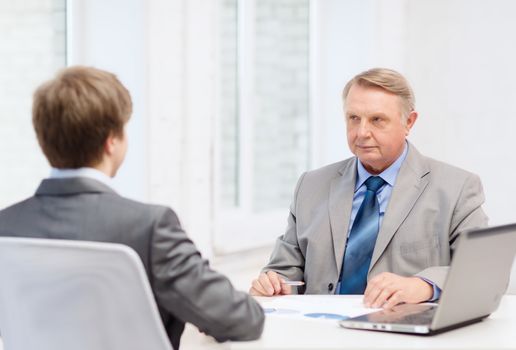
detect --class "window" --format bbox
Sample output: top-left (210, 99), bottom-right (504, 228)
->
top-left (215, 0), bottom-right (310, 253)
top-left (0, 0), bottom-right (67, 209)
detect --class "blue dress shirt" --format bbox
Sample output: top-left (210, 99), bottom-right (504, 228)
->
top-left (337, 142), bottom-right (441, 301)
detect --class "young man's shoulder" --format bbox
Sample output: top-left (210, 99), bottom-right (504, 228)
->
top-left (113, 194), bottom-right (180, 224)
top-left (64, 184), bottom-right (180, 231)
top-left (0, 185), bottom-right (180, 232)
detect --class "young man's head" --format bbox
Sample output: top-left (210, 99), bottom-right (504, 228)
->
top-left (32, 66), bottom-right (132, 176)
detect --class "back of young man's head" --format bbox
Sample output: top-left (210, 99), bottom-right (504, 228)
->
top-left (32, 66), bottom-right (132, 169)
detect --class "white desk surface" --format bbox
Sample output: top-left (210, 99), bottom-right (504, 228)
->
top-left (181, 295), bottom-right (516, 350)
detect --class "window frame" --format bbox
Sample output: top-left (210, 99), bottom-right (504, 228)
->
top-left (213, 0), bottom-right (313, 254)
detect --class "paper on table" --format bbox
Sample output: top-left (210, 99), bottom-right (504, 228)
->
top-left (257, 295), bottom-right (380, 322)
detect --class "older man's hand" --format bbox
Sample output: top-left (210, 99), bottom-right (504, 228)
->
top-left (249, 271), bottom-right (292, 296)
top-left (363, 272), bottom-right (433, 309)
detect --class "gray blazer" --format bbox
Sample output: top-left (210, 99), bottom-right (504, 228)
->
top-left (0, 177), bottom-right (264, 349)
top-left (264, 143), bottom-right (488, 294)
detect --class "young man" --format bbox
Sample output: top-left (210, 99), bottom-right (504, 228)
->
top-left (0, 66), bottom-right (264, 349)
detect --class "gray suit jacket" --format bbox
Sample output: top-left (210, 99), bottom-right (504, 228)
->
top-left (0, 177), bottom-right (264, 349)
top-left (264, 143), bottom-right (488, 294)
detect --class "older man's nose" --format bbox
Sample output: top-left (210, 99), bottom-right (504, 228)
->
top-left (357, 121), bottom-right (372, 137)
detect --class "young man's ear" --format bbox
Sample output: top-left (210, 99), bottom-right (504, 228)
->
top-left (104, 133), bottom-right (118, 156)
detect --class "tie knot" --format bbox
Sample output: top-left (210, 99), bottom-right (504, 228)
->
top-left (365, 176), bottom-right (385, 193)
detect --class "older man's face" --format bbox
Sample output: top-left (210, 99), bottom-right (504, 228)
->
top-left (345, 84), bottom-right (417, 174)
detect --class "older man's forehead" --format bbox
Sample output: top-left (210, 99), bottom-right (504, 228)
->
top-left (345, 85), bottom-right (403, 115)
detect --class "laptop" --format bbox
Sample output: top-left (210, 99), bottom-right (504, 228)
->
top-left (339, 223), bottom-right (516, 335)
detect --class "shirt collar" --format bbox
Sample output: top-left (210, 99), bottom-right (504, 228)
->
top-left (49, 167), bottom-right (114, 189)
top-left (355, 141), bottom-right (409, 191)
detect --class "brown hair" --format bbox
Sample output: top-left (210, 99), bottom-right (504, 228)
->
top-left (32, 66), bottom-right (132, 168)
top-left (342, 68), bottom-right (415, 121)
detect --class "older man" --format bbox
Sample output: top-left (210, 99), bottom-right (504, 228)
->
top-left (250, 68), bottom-right (488, 309)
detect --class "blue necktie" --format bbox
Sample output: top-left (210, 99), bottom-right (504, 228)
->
top-left (339, 176), bottom-right (386, 294)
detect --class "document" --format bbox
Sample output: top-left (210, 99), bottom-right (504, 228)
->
top-left (256, 295), bottom-right (379, 322)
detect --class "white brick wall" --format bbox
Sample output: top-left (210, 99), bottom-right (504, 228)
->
top-left (217, 0), bottom-right (310, 212)
top-left (213, 0), bottom-right (310, 252)
top-left (0, 0), bottom-right (65, 209)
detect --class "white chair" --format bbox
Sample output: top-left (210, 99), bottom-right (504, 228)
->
top-left (0, 237), bottom-right (173, 350)
top-left (507, 257), bottom-right (516, 294)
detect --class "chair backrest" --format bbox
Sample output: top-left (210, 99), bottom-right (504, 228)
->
top-left (0, 237), bottom-right (173, 350)
top-left (508, 257), bottom-right (516, 294)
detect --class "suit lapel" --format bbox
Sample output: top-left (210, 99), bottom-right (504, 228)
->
top-left (329, 159), bottom-right (356, 272)
top-left (369, 144), bottom-right (430, 271)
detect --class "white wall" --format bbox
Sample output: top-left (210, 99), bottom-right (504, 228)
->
top-left (404, 0), bottom-right (516, 227)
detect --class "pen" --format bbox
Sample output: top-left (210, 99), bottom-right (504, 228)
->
top-left (281, 280), bottom-right (305, 286)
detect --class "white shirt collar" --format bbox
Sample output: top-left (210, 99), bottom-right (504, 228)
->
top-left (49, 167), bottom-right (114, 189)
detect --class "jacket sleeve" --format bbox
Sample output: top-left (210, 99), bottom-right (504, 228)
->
top-left (150, 207), bottom-right (264, 342)
top-left (262, 172), bottom-right (307, 285)
top-left (416, 173), bottom-right (489, 289)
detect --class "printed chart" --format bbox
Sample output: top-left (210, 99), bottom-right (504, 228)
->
top-left (257, 295), bottom-right (379, 322)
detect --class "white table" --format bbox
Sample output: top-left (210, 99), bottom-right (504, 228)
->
top-left (181, 295), bottom-right (516, 350)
